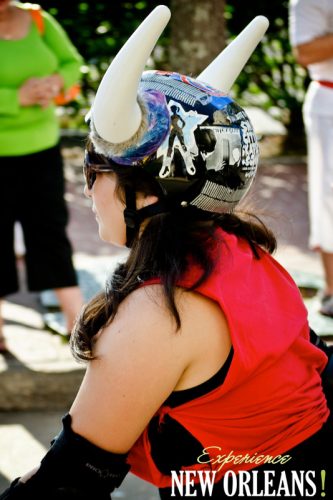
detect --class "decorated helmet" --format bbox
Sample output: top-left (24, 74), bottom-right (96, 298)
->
top-left (87, 6), bottom-right (269, 242)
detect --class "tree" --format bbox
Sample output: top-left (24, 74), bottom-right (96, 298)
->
top-left (39, 1), bottom-right (170, 127)
top-left (39, 0), bottom-right (307, 148)
top-left (169, 0), bottom-right (226, 75)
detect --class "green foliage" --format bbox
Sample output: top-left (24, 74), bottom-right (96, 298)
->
top-left (40, 0), bottom-right (306, 139)
top-left (40, 0), bottom-right (170, 128)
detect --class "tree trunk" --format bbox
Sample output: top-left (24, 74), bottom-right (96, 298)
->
top-left (169, 0), bottom-right (226, 76)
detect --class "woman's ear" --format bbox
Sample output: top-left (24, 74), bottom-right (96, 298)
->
top-left (136, 193), bottom-right (159, 210)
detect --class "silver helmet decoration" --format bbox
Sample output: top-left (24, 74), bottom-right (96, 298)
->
top-left (88, 6), bottom-right (269, 214)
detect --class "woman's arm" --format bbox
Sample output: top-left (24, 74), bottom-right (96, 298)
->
top-left (0, 11), bottom-right (82, 115)
top-left (293, 34), bottom-right (333, 67)
top-left (41, 10), bottom-right (83, 90)
top-left (289, 0), bottom-right (333, 66)
top-left (0, 78), bottom-right (58, 114)
top-left (70, 283), bottom-right (231, 452)
top-left (0, 285), bottom-right (230, 498)
top-left (70, 285), bottom-right (192, 452)
top-left (0, 286), bottom-right (193, 499)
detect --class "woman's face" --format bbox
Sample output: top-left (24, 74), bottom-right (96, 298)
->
top-left (84, 173), bottom-right (127, 247)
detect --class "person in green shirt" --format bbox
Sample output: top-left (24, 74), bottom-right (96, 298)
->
top-left (0, 0), bottom-right (84, 352)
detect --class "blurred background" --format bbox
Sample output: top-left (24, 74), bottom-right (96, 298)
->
top-left (44, 0), bottom-right (305, 155)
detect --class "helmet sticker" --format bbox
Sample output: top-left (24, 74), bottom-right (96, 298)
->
top-left (141, 71), bottom-right (232, 109)
top-left (136, 71), bottom-right (259, 213)
top-left (199, 126), bottom-right (242, 172)
top-left (240, 119), bottom-right (259, 174)
top-left (158, 101), bottom-right (208, 178)
top-left (190, 179), bottom-right (251, 212)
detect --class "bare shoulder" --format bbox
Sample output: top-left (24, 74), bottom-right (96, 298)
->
top-left (97, 282), bottom-right (230, 340)
top-left (116, 283), bottom-right (174, 327)
top-left (70, 285), bottom-right (191, 452)
top-left (94, 284), bottom-right (182, 356)
top-left (70, 284), bottom-right (231, 451)
top-left (95, 283), bottom-right (231, 390)
top-left (95, 283), bottom-right (229, 356)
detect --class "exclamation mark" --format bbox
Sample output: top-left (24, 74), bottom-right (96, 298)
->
top-left (321, 470), bottom-right (326, 497)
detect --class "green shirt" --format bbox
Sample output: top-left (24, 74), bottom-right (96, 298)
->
top-left (0, 5), bottom-right (83, 156)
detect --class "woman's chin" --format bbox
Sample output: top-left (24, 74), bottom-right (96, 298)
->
top-left (98, 228), bottom-right (126, 247)
top-left (98, 228), bottom-right (109, 242)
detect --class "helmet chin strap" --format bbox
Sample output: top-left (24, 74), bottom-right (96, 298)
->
top-left (123, 186), bottom-right (171, 247)
top-left (123, 186), bottom-right (139, 248)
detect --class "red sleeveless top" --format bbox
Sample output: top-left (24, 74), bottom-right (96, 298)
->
top-left (128, 229), bottom-right (329, 488)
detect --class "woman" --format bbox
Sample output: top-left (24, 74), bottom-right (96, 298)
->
top-left (1, 6), bottom-right (332, 500)
top-left (0, 0), bottom-right (84, 351)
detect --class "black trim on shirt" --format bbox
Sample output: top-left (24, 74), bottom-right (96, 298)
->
top-left (164, 347), bottom-right (234, 408)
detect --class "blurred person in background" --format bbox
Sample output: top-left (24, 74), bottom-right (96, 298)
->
top-left (290, 0), bottom-right (333, 318)
top-left (0, 0), bottom-right (84, 352)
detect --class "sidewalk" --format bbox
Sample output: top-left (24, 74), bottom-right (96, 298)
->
top-left (0, 142), bottom-right (332, 496)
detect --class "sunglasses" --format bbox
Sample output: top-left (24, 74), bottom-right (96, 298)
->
top-left (83, 151), bottom-right (114, 189)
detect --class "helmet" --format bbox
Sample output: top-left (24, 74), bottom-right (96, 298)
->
top-left (88, 6), bottom-right (268, 239)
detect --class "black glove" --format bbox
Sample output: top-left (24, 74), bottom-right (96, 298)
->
top-left (0, 414), bottom-right (130, 500)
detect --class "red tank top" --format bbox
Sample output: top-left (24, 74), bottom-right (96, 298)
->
top-left (128, 228), bottom-right (329, 488)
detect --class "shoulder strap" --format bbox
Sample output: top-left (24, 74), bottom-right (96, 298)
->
top-left (26, 4), bottom-right (45, 35)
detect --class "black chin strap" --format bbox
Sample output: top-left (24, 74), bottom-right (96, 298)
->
top-left (123, 187), bottom-right (171, 248)
top-left (123, 186), bottom-right (138, 248)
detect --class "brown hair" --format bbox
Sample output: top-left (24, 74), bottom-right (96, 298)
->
top-left (71, 149), bottom-right (276, 362)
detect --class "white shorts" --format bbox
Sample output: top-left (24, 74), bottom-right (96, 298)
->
top-left (303, 112), bottom-right (333, 252)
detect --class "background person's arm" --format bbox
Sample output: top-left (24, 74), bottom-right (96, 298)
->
top-left (293, 34), bottom-right (333, 67)
top-left (289, 0), bottom-right (333, 66)
top-left (41, 10), bottom-right (83, 91)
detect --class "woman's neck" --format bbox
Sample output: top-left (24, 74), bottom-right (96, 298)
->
top-left (0, 4), bottom-right (30, 41)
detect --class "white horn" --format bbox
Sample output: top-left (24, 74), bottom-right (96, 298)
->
top-left (197, 16), bottom-right (269, 93)
top-left (91, 5), bottom-right (171, 144)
